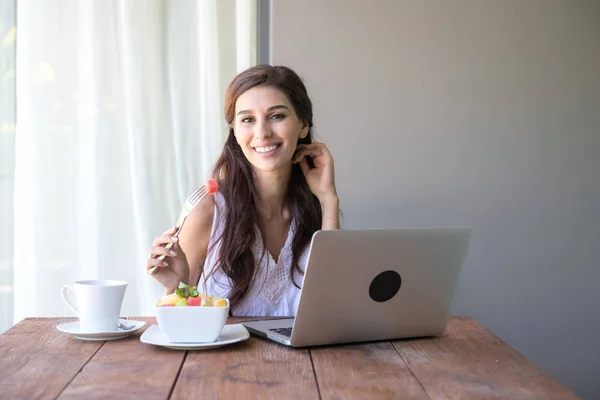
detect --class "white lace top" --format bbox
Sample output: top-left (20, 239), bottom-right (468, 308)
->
top-left (199, 193), bottom-right (309, 316)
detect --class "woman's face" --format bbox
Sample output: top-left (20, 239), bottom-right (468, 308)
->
top-left (233, 85), bottom-right (308, 173)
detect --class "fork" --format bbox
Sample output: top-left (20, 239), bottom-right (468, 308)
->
top-left (147, 184), bottom-right (209, 275)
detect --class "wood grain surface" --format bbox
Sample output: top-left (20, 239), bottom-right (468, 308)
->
top-left (0, 316), bottom-right (578, 400)
top-left (310, 341), bottom-right (430, 399)
top-left (0, 318), bottom-right (103, 399)
top-left (171, 332), bottom-right (319, 399)
top-left (393, 317), bottom-right (578, 400)
top-left (58, 317), bottom-right (184, 400)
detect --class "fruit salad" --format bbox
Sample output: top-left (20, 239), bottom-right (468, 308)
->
top-left (156, 282), bottom-right (227, 307)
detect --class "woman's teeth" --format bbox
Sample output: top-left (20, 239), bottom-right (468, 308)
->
top-left (255, 145), bottom-right (279, 153)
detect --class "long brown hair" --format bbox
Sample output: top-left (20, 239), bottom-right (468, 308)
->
top-left (208, 65), bottom-right (322, 313)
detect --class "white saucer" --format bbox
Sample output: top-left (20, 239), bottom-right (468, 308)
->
top-left (56, 319), bottom-right (146, 341)
top-left (140, 324), bottom-right (250, 350)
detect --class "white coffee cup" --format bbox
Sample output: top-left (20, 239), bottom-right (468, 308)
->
top-left (61, 280), bottom-right (127, 333)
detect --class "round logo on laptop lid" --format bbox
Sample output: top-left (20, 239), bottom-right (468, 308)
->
top-left (369, 270), bottom-right (402, 302)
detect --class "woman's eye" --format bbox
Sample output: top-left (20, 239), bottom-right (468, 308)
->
top-left (270, 114), bottom-right (285, 120)
top-left (241, 117), bottom-right (254, 123)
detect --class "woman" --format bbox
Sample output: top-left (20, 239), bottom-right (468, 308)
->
top-left (145, 65), bottom-right (339, 316)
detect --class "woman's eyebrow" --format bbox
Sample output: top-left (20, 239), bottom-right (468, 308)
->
top-left (266, 105), bottom-right (289, 112)
top-left (236, 104), bottom-right (289, 116)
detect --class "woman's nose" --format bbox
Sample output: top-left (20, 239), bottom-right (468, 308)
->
top-left (254, 119), bottom-right (272, 139)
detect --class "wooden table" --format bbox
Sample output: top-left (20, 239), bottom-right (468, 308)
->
top-left (0, 316), bottom-right (577, 399)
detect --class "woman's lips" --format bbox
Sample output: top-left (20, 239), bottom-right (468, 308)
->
top-left (252, 143), bottom-right (282, 157)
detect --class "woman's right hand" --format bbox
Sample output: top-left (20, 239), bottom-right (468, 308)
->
top-left (146, 226), bottom-right (190, 292)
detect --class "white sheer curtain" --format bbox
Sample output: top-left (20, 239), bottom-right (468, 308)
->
top-left (5, 0), bottom-right (256, 331)
top-left (0, 0), bottom-right (16, 333)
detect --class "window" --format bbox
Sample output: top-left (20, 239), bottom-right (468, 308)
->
top-left (1, 0), bottom-right (258, 333)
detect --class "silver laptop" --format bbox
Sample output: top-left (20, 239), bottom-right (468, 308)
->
top-left (242, 227), bottom-right (472, 347)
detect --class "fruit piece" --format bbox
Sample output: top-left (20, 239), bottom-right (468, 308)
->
top-left (175, 282), bottom-right (191, 298)
top-left (206, 179), bottom-right (219, 195)
top-left (187, 297), bottom-right (201, 306)
top-left (200, 297), bottom-right (213, 307)
top-left (156, 293), bottom-right (183, 307)
top-left (213, 298), bottom-right (227, 307)
top-left (174, 297), bottom-right (188, 306)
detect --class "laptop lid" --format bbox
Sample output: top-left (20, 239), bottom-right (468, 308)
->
top-left (288, 227), bottom-right (471, 347)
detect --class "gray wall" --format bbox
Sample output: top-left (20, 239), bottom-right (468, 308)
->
top-left (270, 0), bottom-right (600, 398)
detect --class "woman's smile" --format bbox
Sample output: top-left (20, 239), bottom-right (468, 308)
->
top-left (253, 143), bottom-right (282, 157)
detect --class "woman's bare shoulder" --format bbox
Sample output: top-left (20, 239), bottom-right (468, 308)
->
top-left (184, 193), bottom-right (216, 235)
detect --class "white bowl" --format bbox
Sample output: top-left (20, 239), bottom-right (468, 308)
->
top-left (155, 299), bottom-right (230, 343)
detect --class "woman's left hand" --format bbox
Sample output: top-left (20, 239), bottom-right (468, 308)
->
top-left (293, 142), bottom-right (338, 204)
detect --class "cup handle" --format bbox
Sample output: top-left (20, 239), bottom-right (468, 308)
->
top-left (61, 285), bottom-right (80, 318)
